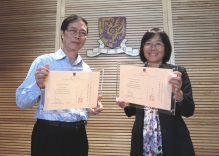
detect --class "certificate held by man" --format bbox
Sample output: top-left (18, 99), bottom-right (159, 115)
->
top-left (44, 71), bottom-right (100, 110)
top-left (119, 65), bottom-right (173, 111)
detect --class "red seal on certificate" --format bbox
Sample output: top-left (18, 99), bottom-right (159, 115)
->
top-left (149, 95), bottom-right (155, 101)
top-left (78, 97), bottom-right (83, 103)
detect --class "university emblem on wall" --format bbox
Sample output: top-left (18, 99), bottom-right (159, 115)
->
top-left (99, 17), bottom-right (126, 48)
top-left (87, 17), bottom-right (139, 57)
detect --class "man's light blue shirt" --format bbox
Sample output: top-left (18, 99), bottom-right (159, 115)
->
top-left (16, 48), bottom-right (91, 122)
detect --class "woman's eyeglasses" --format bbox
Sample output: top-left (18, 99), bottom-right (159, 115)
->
top-left (143, 42), bottom-right (164, 49)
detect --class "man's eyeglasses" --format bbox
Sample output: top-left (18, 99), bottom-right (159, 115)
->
top-left (143, 42), bottom-right (164, 49)
top-left (66, 29), bottom-right (87, 37)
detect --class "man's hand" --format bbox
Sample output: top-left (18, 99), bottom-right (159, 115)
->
top-left (35, 64), bottom-right (49, 88)
top-left (90, 95), bottom-right (103, 115)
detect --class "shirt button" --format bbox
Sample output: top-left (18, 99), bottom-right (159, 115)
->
top-left (162, 130), bottom-right (166, 134)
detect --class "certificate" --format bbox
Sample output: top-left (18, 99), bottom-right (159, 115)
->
top-left (119, 65), bottom-right (173, 111)
top-left (44, 71), bottom-right (100, 110)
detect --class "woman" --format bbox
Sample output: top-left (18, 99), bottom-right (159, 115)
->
top-left (116, 28), bottom-right (195, 156)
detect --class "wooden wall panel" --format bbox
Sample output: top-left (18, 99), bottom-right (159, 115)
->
top-left (171, 0), bottom-right (219, 155)
top-left (0, 0), bottom-right (57, 155)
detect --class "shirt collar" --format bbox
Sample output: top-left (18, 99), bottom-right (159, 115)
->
top-left (53, 48), bottom-right (83, 65)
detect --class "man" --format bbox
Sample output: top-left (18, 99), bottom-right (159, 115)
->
top-left (16, 14), bottom-right (103, 156)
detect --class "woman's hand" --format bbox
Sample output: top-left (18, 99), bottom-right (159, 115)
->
top-left (90, 95), bottom-right (103, 115)
top-left (169, 71), bottom-right (184, 101)
top-left (116, 97), bottom-right (130, 108)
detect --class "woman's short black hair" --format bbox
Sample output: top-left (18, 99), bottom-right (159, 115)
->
top-left (139, 28), bottom-right (172, 63)
top-left (61, 14), bottom-right (88, 34)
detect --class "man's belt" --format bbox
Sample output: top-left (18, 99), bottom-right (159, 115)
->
top-left (37, 119), bottom-right (87, 128)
